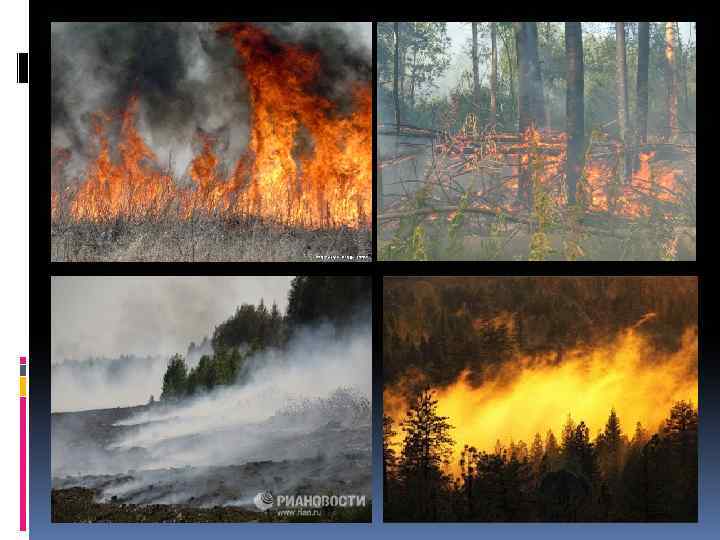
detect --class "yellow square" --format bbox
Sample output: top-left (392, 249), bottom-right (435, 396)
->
top-left (20, 377), bottom-right (26, 397)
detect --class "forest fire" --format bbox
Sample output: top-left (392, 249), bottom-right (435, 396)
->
top-left (378, 21), bottom-right (696, 261)
top-left (436, 126), bottom-right (687, 220)
top-left (385, 323), bottom-right (697, 472)
top-left (51, 23), bottom-right (371, 228)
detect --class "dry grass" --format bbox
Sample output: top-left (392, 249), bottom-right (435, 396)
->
top-left (51, 216), bottom-right (372, 262)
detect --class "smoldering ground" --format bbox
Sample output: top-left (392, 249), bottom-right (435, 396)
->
top-left (52, 321), bottom-right (372, 509)
top-left (51, 22), bottom-right (371, 180)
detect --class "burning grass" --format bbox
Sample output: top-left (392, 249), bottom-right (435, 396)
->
top-left (51, 23), bottom-right (371, 262)
top-left (51, 213), bottom-right (370, 262)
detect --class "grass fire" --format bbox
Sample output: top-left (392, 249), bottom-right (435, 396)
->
top-left (51, 276), bottom-right (372, 523)
top-left (51, 22), bottom-right (371, 262)
top-left (377, 22), bottom-right (696, 260)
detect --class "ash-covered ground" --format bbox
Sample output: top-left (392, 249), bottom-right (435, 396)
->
top-left (52, 388), bottom-right (371, 521)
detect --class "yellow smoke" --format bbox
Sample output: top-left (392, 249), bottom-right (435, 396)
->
top-left (385, 325), bottom-right (697, 469)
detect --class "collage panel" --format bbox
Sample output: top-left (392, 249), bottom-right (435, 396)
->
top-left (377, 22), bottom-right (696, 261)
top-left (34, 16), bottom-right (705, 537)
top-left (50, 276), bottom-right (372, 522)
top-left (383, 276), bottom-right (698, 522)
top-left (50, 22), bottom-right (372, 262)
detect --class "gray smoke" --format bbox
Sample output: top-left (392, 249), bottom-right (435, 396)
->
top-left (52, 355), bottom-right (167, 412)
top-left (51, 276), bottom-right (294, 412)
top-left (51, 321), bottom-right (372, 507)
top-left (51, 22), bottom-right (371, 180)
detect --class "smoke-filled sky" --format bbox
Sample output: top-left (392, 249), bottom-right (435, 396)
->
top-left (51, 21), bottom-right (371, 178)
top-left (384, 277), bottom-right (698, 464)
top-left (433, 22), bottom-right (696, 98)
top-left (51, 276), bottom-right (293, 363)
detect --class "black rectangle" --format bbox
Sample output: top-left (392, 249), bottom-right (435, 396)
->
top-left (17, 52), bottom-right (28, 83)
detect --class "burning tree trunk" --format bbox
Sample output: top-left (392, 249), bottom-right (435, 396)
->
top-left (394, 22), bottom-right (401, 136)
top-left (490, 22), bottom-right (498, 126)
top-left (472, 22), bottom-right (481, 119)
top-left (565, 22), bottom-right (584, 207)
top-left (665, 22), bottom-right (679, 141)
top-left (615, 22), bottom-right (631, 182)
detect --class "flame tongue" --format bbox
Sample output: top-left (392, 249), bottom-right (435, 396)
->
top-left (436, 125), bottom-right (687, 220)
top-left (386, 326), bottom-right (697, 474)
top-left (69, 96), bottom-right (176, 221)
top-left (221, 22), bottom-right (371, 227)
top-left (54, 23), bottom-right (371, 228)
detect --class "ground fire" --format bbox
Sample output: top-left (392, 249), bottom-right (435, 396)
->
top-left (377, 22), bottom-right (696, 261)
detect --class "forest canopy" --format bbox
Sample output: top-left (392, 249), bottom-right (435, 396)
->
top-left (161, 276), bottom-right (371, 400)
top-left (377, 22), bottom-right (695, 136)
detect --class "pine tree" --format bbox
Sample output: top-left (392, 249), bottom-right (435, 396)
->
top-left (383, 415), bottom-right (398, 509)
top-left (161, 354), bottom-right (187, 400)
top-left (561, 413), bottom-right (575, 455)
top-left (398, 389), bottom-right (455, 520)
top-left (530, 432), bottom-right (544, 471)
top-left (543, 429), bottom-right (560, 474)
top-left (494, 439), bottom-right (504, 457)
top-left (632, 421), bottom-right (648, 447)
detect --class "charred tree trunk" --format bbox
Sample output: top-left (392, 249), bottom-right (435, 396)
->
top-left (615, 22), bottom-right (631, 182)
top-left (500, 25), bottom-right (515, 121)
top-left (514, 22), bottom-right (531, 208)
top-left (674, 22), bottom-right (690, 122)
top-left (514, 22), bottom-right (546, 208)
top-left (527, 22), bottom-right (546, 129)
top-left (515, 22), bottom-right (531, 134)
top-left (515, 22), bottom-right (546, 131)
top-left (472, 22), bottom-right (480, 119)
top-left (544, 22), bottom-right (553, 130)
top-left (636, 22), bottom-right (650, 148)
top-left (393, 22), bottom-right (401, 136)
top-left (665, 21), bottom-right (679, 141)
top-left (565, 22), bottom-right (584, 207)
top-left (409, 49), bottom-right (418, 110)
top-left (490, 22), bottom-right (498, 126)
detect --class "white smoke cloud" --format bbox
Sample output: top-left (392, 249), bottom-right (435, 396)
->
top-left (51, 320), bottom-right (372, 507)
top-left (51, 276), bottom-right (293, 363)
top-left (108, 323), bottom-right (371, 469)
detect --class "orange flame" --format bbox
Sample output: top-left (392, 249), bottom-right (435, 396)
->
top-left (52, 23), bottom-right (371, 228)
top-left (385, 325), bottom-right (697, 474)
top-left (435, 125), bottom-right (687, 219)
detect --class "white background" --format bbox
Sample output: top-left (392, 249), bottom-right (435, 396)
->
top-left (0, 0), bottom-right (29, 535)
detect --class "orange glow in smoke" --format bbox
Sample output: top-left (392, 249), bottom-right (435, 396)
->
top-left (52, 23), bottom-right (371, 229)
top-left (385, 324), bottom-right (697, 473)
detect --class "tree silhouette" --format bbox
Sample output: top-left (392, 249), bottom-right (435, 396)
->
top-left (394, 389), bottom-right (454, 521)
top-left (383, 415), bottom-right (398, 506)
top-left (386, 401), bottom-right (696, 522)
